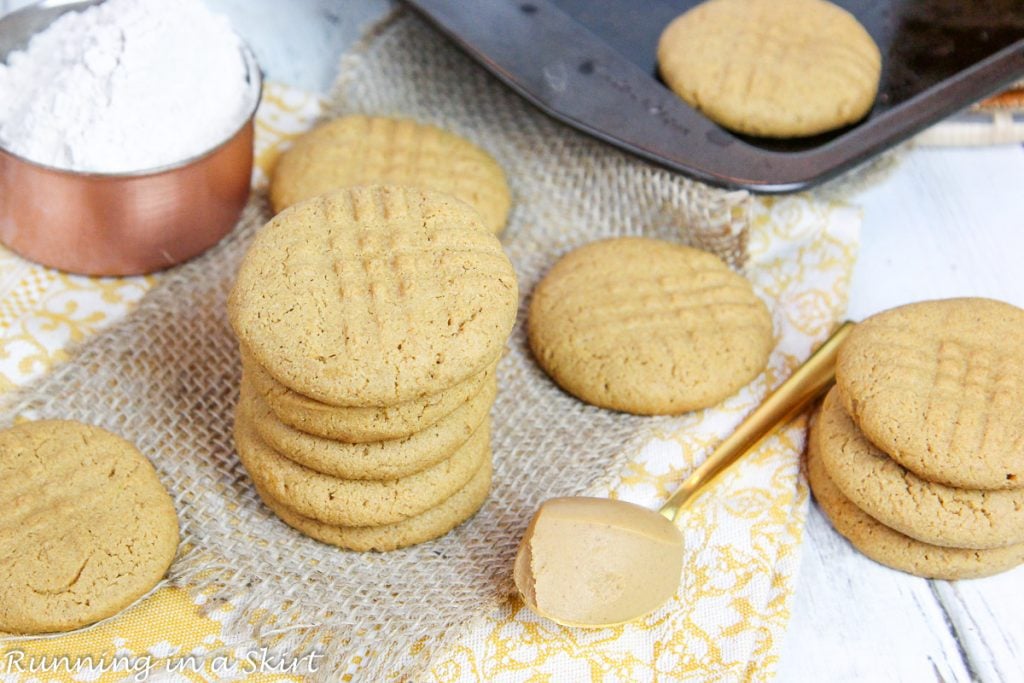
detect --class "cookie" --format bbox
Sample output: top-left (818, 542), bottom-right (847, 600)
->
top-left (234, 411), bottom-right (490, 527)
top-left (806, 426), bottom-right (1024, 580)
top-left (816, 387), bottom-right (1024, 549)
top-left (977, 84), bottom-right (1024, 113)
top-left (229, 185), bottom-right (518, 406)
top-left (836, 298), bottom-right (1024, 490)
top-left (0, 420), bottom-right (179, 635)
top-left (242, 346), bottom-right (496, 443)
top-left (253, 457), bottom-right (492, 552)
top-left (657, 0), bottom-right (881, 137)
top-left (240, 375), bottom-right (496, 480)
top-left (270, 115), bottom-right (511, 234)
top-left (527, 237), bottom-right (773, 415)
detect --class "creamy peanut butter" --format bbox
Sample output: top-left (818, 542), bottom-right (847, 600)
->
top-left (513, 497), bottom-right (684, 627)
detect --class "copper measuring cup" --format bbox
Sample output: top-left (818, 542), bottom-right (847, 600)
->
top-left (0, 0), bottom-right (263, 276)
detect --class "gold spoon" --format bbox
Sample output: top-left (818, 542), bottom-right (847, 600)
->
top-left (513, 321), bottom-right (855, 628)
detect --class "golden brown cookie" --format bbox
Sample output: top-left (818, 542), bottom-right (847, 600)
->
top-left (815, 387), bottom-right (1024, 549)
top-left (0, 421), bottom-right (179, 635)
top-left (806, 426), bottom-right (1024, 580)
top-left (253, 457), bottom-right (492, 552)
top-left (240, 375), bottom-right (495, 480)
top-left (270, 115), bottom-right (511, 233)
top-left (657, 0), bottom-right (881, 137)
top-left (527, 237), bottom-right (773, 415)
top-left (229, 185), bottom-right (518, 407)
top-left (976, 84), bottom-right (1024, 113)
top-left (836, 298), bottom-right (1024, 490)
top-left (242, 346), bottom-right (496, 443)
top-left (234, 411), bottom-right (490, 527)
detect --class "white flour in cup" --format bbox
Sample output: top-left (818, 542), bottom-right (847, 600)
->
top-left (0, 0), bottom-right (253, 173)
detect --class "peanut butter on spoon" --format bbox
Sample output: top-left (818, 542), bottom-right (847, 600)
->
top-left (513, 497), bottom-right (683, 627)
top-left (514, 322), bottom-right (855, 628)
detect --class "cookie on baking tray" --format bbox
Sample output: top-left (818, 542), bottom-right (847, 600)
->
top-left (976, 80), bottom-right (1024, 112)
top-left (657, 0), bottom-right (881, 137)
top-left (228, 185), bottom-right (518, 407)
top-left (0, 420), bottom-right (178, 634)
top-left (816, 386), bottom-right (1024, 550)
top-left (270, 115), bottom-right (511, 233)
top-left (836, 298), bottom-right (1024, 490)
top-left (527, 236), bottom-right (773, 415)
top-left (806, 425), bottom-right (1024, 581)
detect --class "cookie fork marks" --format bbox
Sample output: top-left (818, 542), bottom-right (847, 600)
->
top-left (836, 298), bottom-right (1024, 490)
top-left (229, 186), bottom-right (518, 406)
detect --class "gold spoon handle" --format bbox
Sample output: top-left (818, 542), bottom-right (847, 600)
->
top-left (659, 321), bottom-right (855, 522)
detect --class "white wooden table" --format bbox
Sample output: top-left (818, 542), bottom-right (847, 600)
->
top-left (781, 144), bottom-right (1024, 683)
top-left (3, 0), bottom-right (1021, 679)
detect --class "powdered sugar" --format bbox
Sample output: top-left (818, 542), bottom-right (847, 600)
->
top-left (0, 0), bottom-right (254, 173)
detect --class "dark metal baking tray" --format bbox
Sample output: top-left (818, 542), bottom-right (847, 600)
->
top-left (405, 0), bottom-right (1024, 192)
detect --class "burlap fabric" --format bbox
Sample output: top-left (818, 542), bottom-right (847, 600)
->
top-left (0, 9), bottom-right (756, 680)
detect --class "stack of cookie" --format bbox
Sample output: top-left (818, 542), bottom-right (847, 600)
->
top-left (228, 185), bottom-right (518, 551)
top-left (808, 298), bottom-right (1024, 580)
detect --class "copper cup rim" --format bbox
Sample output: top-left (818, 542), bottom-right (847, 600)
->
top-left (0, 0), bottom-right (265, 179)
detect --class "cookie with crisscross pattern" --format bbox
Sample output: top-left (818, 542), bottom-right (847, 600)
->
top-left (0, 421), bottom-right (178, 634)
top-left (836, 298), bottom-right (1024, 490)
top-left (527, 237), bottom-right (773, 414)
top-left (229, 185), bottom-right (518, 407)
top-left (657, 0), bottom-right (881, 137)
top-left (270, 115), bottom-right (510, 234)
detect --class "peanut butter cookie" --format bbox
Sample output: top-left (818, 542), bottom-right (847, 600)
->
top-left (229, 185), bottom-right (518, 406)
top-left (836, 298), bottom-right (1024, 490)
top-left (657, 0), bottom-right (881, 137)
top-left (253, 457), bottom-right (492, 552)
top-left (240, 375), bottom-right (495, 480)
top-left (528, 237), bottom-right (773, 414)
top-left (242, 345), bottom-right (496, 443)
top-left (270, 115), bottom-right (511, 234)
top-left (807, 427), bottom-right (1024, 580)
top-left (234, 412), bottom-right (489, 527)
top-left (816, 387), bottom-right (1024, 549)
top-left (0, 421), bottom-right (179, 634)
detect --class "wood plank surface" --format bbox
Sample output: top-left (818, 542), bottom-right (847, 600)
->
top-left (781, 143), bottom-right (1024, 683)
